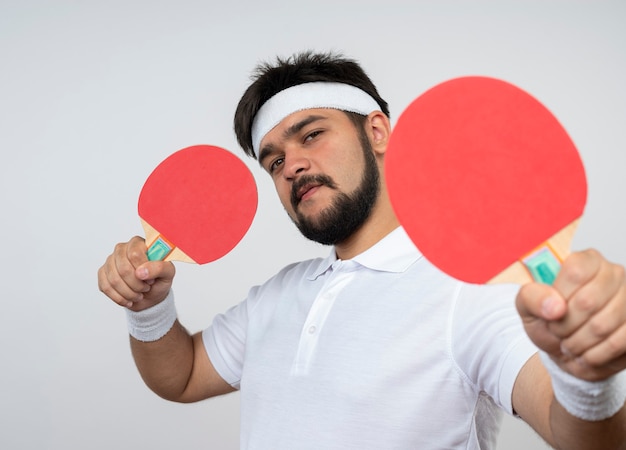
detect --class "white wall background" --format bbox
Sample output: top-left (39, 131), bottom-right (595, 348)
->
top-left (1, 1), bottom-right (624, 448)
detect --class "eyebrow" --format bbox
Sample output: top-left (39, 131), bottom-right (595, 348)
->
top-left (258, 114), bottom-right (328, 164)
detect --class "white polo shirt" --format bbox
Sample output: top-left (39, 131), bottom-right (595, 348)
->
top-left (203, 227), bottom-right (537, 449)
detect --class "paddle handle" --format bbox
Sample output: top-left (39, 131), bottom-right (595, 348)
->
top-left (140, 219), bottom-right (196, 263)
top-left (521, 244), bottom-right (562, 284)
top-left (488, 220), bottom-right (579, 285)
top-left (147, 235), bottom-right (175, 261)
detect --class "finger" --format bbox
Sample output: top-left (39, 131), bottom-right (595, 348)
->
top-left (100, 239), bottom-right (151, 305)
top-left (126, 235), bottom-right (150, 269)
top-left (113, 238), bottom-right (152, 293)
top-left (558, 354), bottom-right (626, 382)
top-left (517, 282), bottom-right (567, 321)
top-left (135, 260), bottom-right (176, 284)
top-left (133, 260), bottom-right (176, 304)
top-left (560, 279), bottom-right (626, 357)
top-left (97, 260), bottom-right (136, 308)
top-left (548, 251), bottom-right (620, 338)
top-left (581, 321), bottom-right (626, 369)
top-left (552, 249), bottom-right (602, 300)
top-left (559, 324), bottom-right (626, 382)
top-left (516, 282), bottom-right (566, 354)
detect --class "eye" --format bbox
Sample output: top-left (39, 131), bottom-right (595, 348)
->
top-left (268, 157), bottom-right (284, 174)
top-left (304, 130), bottom-right (323, 142)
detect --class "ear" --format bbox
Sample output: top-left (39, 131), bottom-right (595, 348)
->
top-left (366, 111), bottom-right (392, 155)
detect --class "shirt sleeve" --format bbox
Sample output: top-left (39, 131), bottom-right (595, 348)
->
top-left (202, 286), bottom-right (260, 389)
top-left (450, 282), bottom-right (538, 415)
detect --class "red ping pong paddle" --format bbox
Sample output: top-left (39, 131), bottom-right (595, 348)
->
top-left (385, 76), bottom-right (587, 285)
top-left (138, 144), bottom-right (257, 264)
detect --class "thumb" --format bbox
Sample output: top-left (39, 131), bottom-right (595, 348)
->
top-left (516, 282), bottom-right (567, 322)
top-left (135, 260), bottom-right (176, 285)
top-left (516, 282), bottom-right (567, 356)
top-left (133, 260), bottom-right (176, 306)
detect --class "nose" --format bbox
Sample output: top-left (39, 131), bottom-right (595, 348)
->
top-left (282, 148), bottom-right (311, 180)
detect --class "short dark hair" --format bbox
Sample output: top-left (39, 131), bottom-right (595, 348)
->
top-left (233, 50), bottom-right (390, 159)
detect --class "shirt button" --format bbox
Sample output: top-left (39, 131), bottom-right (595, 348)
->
top-left (308, 325), bottom-right (317, 334)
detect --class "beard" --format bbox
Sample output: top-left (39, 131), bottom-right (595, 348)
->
top-left (289, 130), bottom-right (380, 246)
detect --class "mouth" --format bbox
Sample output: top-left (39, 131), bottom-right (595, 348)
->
top-left (291, 174), bottom-right (337, 209)
top-left (296, 183), bottom-right (322, 202)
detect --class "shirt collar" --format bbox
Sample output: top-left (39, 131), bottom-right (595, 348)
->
top-left (308, 227), bottom-right (423, 280)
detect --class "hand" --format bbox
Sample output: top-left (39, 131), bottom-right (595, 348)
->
top-left (516, 249), bottom-right (626, 381)
top-left (97, 236), bottom-right (176, 312)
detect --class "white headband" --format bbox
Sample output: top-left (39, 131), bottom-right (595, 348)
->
top-left (251, 81), bottom-right (381, 157)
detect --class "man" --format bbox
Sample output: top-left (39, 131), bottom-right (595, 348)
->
top-left (98, 51), bottom-right (626, 449)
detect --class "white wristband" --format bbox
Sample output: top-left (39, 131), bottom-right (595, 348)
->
top-left (540, 351), bottom-right (626, 421)
top-left (125, 291), bottom-right (177, 342)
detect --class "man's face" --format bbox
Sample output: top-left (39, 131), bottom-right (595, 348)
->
top-left (258, 108), bottom-right (380, 245)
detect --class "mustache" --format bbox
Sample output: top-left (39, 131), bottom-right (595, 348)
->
top-left (290, 174), bottom-right (337, 207)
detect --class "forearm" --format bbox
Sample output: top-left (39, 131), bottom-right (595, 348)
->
top-left (123, 290), bottom-right (193, 400)
top-left (541, 352), bottom-right (626, 449)
top-left (99, 245), bottom-right (231, 401)
top-left (130, 319), bottom-right (195, 402)
top-left (125, 293), bottom-right (235, 402)
top-left (515, 354), bottom-right (626, 449)
top-left (550, 400), bottom-right (626, 450)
